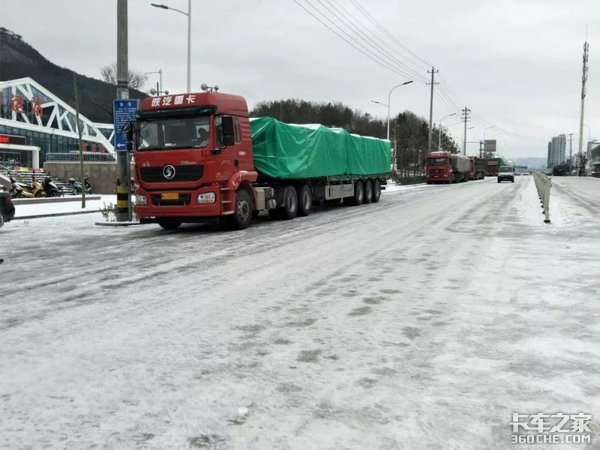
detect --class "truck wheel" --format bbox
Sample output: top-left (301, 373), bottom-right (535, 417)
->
top-left (225, 189), bottom-right (253, 229)
top-left (372, 180), bottom-right (381, 203)
top-left (0, 212), bottom-right (4, 228)
top-left (281, 185), bottom-right (298, 220)
top-left (363, 180), bottom-right (373, 204)
top-left (159, 222), bottom-right (181, 230)
top-left (350, 181), bottom-right (364, 206)
top-left (296, 184), bottom-right (312, 217)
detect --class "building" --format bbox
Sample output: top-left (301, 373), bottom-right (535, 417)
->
top-left (548, 134), bottom-right (566, 167)
top-left (0, 77), bottom-right (115, 169)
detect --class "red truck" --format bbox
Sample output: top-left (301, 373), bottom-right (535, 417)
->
top-left (482, 159), bottom-right (500, 176)
top-left (425, 151), bottom-right (471, 184)
top-left (468, 156), bottom-right (485, 180)
top-left (132, 91), bottom-right (390, 230)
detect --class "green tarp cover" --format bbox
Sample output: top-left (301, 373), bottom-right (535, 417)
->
top-left (250, 117), bottom-right (391, 179)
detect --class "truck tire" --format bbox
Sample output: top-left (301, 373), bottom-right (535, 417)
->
top-left (296, 184), bottom-right (312, 217)
top-left (225, 189), bottom-right (253, 229)
top-left (372, 179), bottom-right (381, 203)
top-left (280, 185), bottom-right (298, 220)
top-left (350, 181), bottom-right (364, 205)
top-left (363, 180), bottom-right (373, 204)
top-left (0, 211), bottom-right (4, 228)
top-left (159, 221), bottom-right (181, 230)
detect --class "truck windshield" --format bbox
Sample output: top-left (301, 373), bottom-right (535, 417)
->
top-left (427, 158), bottom-right (448, 164)
top-left (138, 116), bottom-right (210, 150)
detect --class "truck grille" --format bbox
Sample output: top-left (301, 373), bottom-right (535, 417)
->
top-left (139, 165), bottom-right (203, 182)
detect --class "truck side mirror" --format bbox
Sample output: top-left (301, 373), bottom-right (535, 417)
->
top-left (221, 116), bottom-right (235, 146)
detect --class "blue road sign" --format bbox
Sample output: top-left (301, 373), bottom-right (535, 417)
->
top-left (113, 99), bottom-right (140, 152)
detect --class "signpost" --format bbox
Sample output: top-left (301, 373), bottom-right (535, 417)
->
top-left (113, 99), bottom-right (139, 152)
top-left (113, 99), bottom-right (138, 221)
top-left (484, 139), bottom-right (497, 153)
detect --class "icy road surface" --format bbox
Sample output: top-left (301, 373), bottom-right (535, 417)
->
top-left (1, 177), bottom-right (599, 449)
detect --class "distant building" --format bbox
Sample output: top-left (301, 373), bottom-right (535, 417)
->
top-left (548, 134), bottom-right (566, 167)
top-left (0, 78), bottom-right (115, 169)
top-left (587, 140), bottom-right (600, 161)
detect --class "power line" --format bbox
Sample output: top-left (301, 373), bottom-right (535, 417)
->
top-left (296, 0), bottom-right (531, 143)
top-left (293, 0), bottom-right (423, 80)
top-left (349, 0), bottom-right (432, 70)
top-left (314, 0), bottom-right (428, 82)
top-left (324, 0), bottom-right (429, 82)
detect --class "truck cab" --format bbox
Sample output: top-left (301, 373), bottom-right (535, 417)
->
top-left (133, 92), bottom-right (258, 229)
top-left (425, 151), bottom-right (453, 184)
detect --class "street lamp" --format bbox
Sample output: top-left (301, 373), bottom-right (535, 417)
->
top-left (438, 113), bottom-right (457, 151)
top-left (151, 1), bottom-right (191, 93)
top-left (384, 81), bottom-right (413, 141)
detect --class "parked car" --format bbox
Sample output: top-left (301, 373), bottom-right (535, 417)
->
top-left (497, 166), bottom-right (515, 183)
top-left (0, 190), bottom-right (16, 227)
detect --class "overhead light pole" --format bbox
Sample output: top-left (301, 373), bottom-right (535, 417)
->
top-left (384, 81), bottom-right (413, 141)
top-left (151, 1), bottom-right (191, 92)
top-left (372, 81), bottom-right (413, 173)
top-left (438, 113), bottom-right (457, 151)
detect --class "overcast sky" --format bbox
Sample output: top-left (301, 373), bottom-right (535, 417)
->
top-left (4, 0), bottom-right (600, 159)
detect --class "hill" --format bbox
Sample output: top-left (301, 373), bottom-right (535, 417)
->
top-left (0, 27), bottom-right (146, 123)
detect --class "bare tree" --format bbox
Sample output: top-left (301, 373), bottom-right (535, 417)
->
top-left (99, 63), bottom-right (148, 90)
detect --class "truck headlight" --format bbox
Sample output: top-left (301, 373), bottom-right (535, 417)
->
top-left (197, 192), bottom-right (215, 204)
top-left (135, 194), bottom-right (147, 205)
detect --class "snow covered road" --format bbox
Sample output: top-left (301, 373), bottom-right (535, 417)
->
top-left (1, 177), bottom-right (599, 448)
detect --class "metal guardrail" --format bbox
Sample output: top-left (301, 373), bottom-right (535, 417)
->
top-left (533, 172), bottom-right (552, 223)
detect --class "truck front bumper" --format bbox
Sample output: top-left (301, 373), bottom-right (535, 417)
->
top-left (135, 184), bottom-right (225, 219)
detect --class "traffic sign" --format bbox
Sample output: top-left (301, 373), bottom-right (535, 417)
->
top-left (113, 99), bottom-right (139, 152)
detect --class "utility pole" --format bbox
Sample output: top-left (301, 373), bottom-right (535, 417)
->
top-left (461, 107), bottom-right (471, 156)
top-left (427, 67), bottom-right (439, 153)
top-left (577, 40), bottom-right (589, 176)
top-left (479, 140), bottom-right (483, 159)
top-left (116, 0), bottom-right (130, 221)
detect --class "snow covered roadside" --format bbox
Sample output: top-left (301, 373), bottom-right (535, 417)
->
top-left (14, 195), bottom-right (116, 218)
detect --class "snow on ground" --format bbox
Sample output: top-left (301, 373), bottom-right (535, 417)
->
top-left (383, 179), bottom-right (430, 193)
top-left (14, 195), bottom-right (117, 218)
top-left (1, 177), bottom-right (599, 449)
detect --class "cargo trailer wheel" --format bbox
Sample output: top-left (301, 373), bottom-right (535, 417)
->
top-left (159, 221), bottom-right (181, 230)
top-left (225, 189), bottom-right (253, 229)
top-left (350, 181), bottom-right (364, 206)
top-left (0, 212), bottom-right (4, 228)
top-left (280, 185), bottom-right (298, 220)
top-left (363, 180), bottom-right (373, 204)
top-left (296, 184), bottom-right (312, 217)
top-left (372, 180), bottom-right (381, 203)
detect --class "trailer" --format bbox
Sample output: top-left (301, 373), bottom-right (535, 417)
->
top-left (132, 91), bottom-right (391, 229)
top-left (468, 156), bottom-right (485, 180)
